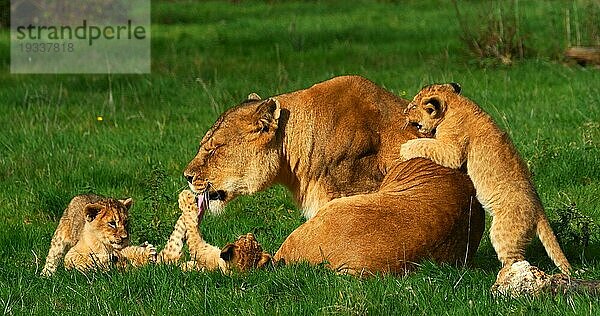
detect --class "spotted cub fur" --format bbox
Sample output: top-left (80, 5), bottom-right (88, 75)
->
top-left (41, 195), bottom-right (156, 276)
top-left (159, 190), bottom-right (271, 272)
top-left (220, 233), bottom-right (272, 271)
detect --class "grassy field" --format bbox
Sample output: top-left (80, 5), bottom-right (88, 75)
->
top-left (1, 0), bottom-right (600, 314)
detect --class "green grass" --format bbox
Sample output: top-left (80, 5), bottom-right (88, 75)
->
top-left (1, 0), bottom-right (600, 314)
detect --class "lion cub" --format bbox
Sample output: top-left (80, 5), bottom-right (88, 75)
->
top-left (165, 190), bottom-right (271, 272)
top-left (41, 195), bottom-right (156, 276)
top-left (400, 83), bottom-right (571, 274)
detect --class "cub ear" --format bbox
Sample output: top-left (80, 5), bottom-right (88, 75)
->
top-left (220, 243), bottom-right (236, 262)
top-left (250, 98), bottom-right (281, 134)
top-left (247, 92), bottom-right (261, 101)
top-left (423, 96), bottom-right (445, 118)
top-left (257, 252), bottom-right (272, 268)
top-left (84, 203), bottom-right (103, 222)
top-left (119, 198), bottom-right (133, 209)
top-left (447, 82), bottom-right (461, 94)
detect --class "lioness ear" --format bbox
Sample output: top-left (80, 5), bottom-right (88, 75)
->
top-left (423, 96), bottom-right (445, 118)
top-left (251, 98), bottom-right (281, 134)
top-left (119, 198), bottom-right (133, 210)
top-left (220, 244), bottom-right (236, 262)
top-left (84, 203), bottom-right (103, 222)
top-left (247, 92), bottom-right (261, 101)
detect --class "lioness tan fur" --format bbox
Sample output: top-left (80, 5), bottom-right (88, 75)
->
top-left (41, 195), bottom-right (156, 276)
top-left (401, 83), bottom-right (571, 274)
top-left (180, 75), bottom-right (485, 275)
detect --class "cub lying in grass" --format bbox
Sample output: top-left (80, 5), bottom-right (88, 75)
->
top-left (41, 195), bottom-right (156, 276)
top-left (158, 190), bottom-right (271, 273)
top-left (401, 83), bottom-right (571, 275)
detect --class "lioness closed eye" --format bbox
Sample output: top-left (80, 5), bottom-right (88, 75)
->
top-left (401, 83), bottom-right (571, 275)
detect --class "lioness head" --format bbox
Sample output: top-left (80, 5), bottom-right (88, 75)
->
top-left (84, 198), bottom-right (132, 249)
top-left (404, 83), bottom-right (461, 136)
top-left (183, 94), bottom-right (282, 214)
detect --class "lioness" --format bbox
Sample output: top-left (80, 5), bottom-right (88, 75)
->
top-left (181, 76), bottom-right (485, 275)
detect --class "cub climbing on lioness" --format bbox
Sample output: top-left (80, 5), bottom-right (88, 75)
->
top-left (401, 83), bottom-right (571, 274)
top-left (41, 195), bottom-right (156, 276)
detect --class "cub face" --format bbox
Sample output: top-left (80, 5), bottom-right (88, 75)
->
top-left (404, 83), bottom-right (461, 136)
top-left (84, 198), bottom-right (132, 250)
top-left (220, 233), bottom-right (271, 271)
top-left (183, 95), bottom-right (282, 215)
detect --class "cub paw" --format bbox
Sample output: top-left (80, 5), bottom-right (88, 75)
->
top-left (40, 267), bottom-right (53, 277)
top-left (400, 140), bottom-right (418, 161)
top-left (181, 260), bottom-right (204, 272)
top-left (178, 190), bottom-right (198, 212)
top-left (141, 241), bottom-right (157, 263)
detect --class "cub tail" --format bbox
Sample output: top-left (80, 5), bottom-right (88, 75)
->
top-left (537, 215), bottom-right (571, 275)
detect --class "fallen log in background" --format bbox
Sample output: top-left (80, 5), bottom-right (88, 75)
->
top-left (565, 46), bottom-right (600, 66)
top-left (550, 274), bottom-right (600, 296)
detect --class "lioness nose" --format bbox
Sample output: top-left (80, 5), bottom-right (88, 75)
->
top-left (184, 173), bottom-right (194, 183)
